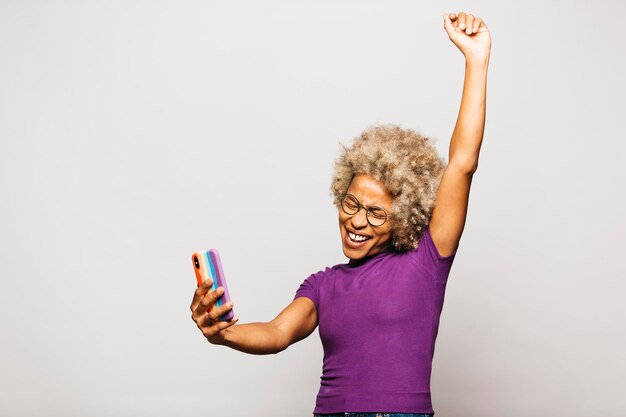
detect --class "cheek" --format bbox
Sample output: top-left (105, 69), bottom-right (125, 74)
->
top-left (377, 226), bottom-right (393, 242)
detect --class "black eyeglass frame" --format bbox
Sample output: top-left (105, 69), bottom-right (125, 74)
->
top-left (340, 193), bottom-right (389, 227)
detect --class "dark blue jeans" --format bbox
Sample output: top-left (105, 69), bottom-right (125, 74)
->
top-left (314, 414), bottom-right (433, 417)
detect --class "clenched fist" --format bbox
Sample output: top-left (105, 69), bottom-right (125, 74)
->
top-left (443, 12), bottom-right (491, 60)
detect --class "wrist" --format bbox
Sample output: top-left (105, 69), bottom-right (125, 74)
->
top-left (464, 52), bottom-right (490, 67)
top-left (217, 326), bottom-right (235, 346)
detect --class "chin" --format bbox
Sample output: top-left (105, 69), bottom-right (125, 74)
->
top-left (343, 247), bottom-right (363, 260)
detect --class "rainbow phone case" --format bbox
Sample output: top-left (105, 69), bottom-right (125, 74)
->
top-left (192, 249), bottom-right (234, 321)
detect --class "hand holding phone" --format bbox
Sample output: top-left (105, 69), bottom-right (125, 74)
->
top-left (190, 249), bottom-right (239, 345)
top-left (191, 249), bottom-right (235, 322)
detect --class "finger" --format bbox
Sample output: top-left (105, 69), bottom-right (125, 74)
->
top-left (196, 313), bottom-right (232, 332)
top-left (465, 14), bottom-right (475, 35)
top-left (190, 278), bottom-right (213, 312)
top-left (212, 316), bottom-right (240, 333)
top-left (443, 13), bottom-right (458, 33)
top-left (192, 286), bottom-right (222, 322)
top-left (198, 310), bottom-right (216, 328)
top-left (201, 316), bottom-right (239, 339)
top-left (473, 18), bottom-right (483, 34)
top-left (457, 12), bottom-right (467, 30)
top-left (208, 301), bottom-right (235, 323)
top-left (199, 286), bottom-right (224, 311)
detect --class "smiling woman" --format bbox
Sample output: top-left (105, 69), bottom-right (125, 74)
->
top-left (338, 174), bottom-right (395, 261)
top-left (290, 124), bottom-right (462, 415)
top-left (332, 125), bottom-right (447, 254)
top-left (190, 10), bottom-right (491, 417)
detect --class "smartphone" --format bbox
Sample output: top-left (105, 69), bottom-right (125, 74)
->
top-left (192, 249), bottom-right (235, 321)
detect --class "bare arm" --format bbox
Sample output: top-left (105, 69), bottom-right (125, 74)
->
top-left (221, 297), bottom-right (318, 355)
top-left (190, 278), bottom-right (318, 355)
top-left (429, 12), bottom-right (492, 256)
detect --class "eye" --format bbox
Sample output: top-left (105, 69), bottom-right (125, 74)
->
top-left (369, 207), bottom-right (387, 219)
top-left (344, 195), bottom-right (359, 210)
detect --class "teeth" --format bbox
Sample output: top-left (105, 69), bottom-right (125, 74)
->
top-left (349, 232), bottom-right (369, 242)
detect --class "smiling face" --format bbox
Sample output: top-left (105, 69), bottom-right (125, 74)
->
top-left (339, 174), bottom-right (394, 261)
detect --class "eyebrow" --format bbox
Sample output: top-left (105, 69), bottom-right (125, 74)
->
top-left (346, 194), bottom-right (388, 210)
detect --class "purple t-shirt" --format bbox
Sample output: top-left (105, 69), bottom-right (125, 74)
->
top-left (294, 226), bottom-right (457, 415)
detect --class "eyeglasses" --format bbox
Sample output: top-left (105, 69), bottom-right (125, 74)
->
top-left (340, 193), bottom-right (389, 227)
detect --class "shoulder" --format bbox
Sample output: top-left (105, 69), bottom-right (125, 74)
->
top-left (297, 264), bottom-right (340, 287)
top-left (294, 264), bottom-right (341, 309)
top-left (312, 264), bottom-right (342, 277)
top-left (404, 225), bottom-right (457, 270)
top-left (421, 226), bottom-right (457, 259)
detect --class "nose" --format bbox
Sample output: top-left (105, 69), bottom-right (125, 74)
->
top-left (350, 208), bottom-right (368, 228)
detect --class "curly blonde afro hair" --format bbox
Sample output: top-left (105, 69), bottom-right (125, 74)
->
top-left (331, 124), bottom-right (447, 252)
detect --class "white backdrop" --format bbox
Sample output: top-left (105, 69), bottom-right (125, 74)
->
top-left (1, 1), bottom-right (625, 416)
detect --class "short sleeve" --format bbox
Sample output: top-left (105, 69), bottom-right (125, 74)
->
top-left (409, 225), bottom-right (457, 280)
top-left (294, 273), bottom-right (319, 311)
top-left (421, 225), bottom-right (457, 262)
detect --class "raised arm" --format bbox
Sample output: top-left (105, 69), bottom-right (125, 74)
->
top-left (428, 12), bottom-right (492, 257)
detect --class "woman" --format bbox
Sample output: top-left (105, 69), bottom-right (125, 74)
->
top-left (190, 11), bottom-right (491, 417)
